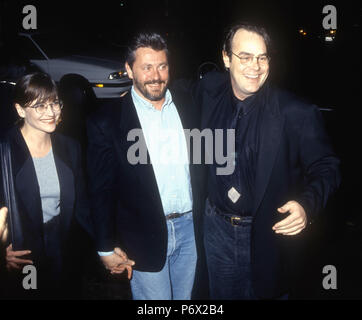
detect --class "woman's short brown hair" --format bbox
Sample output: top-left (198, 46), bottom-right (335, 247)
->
top-left (13, 72), bottom-right (58, 108)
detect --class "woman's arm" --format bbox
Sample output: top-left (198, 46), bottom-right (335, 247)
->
top-left (0, 207), bottom-right (8, 244)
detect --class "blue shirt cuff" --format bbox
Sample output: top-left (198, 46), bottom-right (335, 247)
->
top-left (98, 251), bottom-right (114, 256)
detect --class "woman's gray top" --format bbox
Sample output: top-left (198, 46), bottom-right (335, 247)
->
top-left (32, 148), bottom-right (60, 223)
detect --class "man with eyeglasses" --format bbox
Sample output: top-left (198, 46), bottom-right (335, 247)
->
top-left (196, 22), bottom-right (340, 299)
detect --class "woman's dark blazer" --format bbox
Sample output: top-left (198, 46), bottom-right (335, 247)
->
top-left (0, 126), bottom-right (93, 295)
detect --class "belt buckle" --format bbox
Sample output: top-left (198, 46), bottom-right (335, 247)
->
top-left (167, 213), bottom-right (177, 220)
top-left (231, 216), bottom-right (242, 226)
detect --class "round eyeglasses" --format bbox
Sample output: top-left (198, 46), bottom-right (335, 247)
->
top-left (28, 100), bottom-right (63, 114)
top-left (231, 52), bottom-right (270, 66)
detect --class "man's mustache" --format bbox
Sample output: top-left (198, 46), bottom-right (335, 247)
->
top-left (144, 80), bottom-right (166, 85)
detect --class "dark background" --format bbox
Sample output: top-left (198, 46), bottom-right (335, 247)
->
top-left (0, 0), bottom-right (361, 299)
top-left (1, 0), bottom-right (361, 102)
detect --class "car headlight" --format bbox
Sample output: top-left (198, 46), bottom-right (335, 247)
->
top-left (108, 71), bottom-right (128, 80)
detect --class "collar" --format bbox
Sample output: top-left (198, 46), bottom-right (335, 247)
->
top-left (131, 86), bottom-right (173, 111)
top-left (232, 93), bottom-right (257, 116)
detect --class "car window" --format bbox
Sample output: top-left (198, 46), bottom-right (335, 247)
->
top-left (31, 33), bottom-right (128, 60)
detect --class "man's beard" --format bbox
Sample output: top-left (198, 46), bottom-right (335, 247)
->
top-left (134, 78), bottom-right (168, 101)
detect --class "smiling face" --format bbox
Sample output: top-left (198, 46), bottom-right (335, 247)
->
top-left (223, 29), bottom-right (269, 100)
top-left (15, 98), bottom-right (61, 134)
top-left (125, 47), bottom-right (169, 107)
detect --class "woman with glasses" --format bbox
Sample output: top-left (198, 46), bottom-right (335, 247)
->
top-left (0, 72), bottom-right (93, 299)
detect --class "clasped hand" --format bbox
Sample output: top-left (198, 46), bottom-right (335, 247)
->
top-left (100, 247), bottom-right (135, 279)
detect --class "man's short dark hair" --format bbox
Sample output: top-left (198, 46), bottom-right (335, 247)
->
top-left (126, 32), bottom-right (169, 68)
top-left (223, 22), bottom-right (272, 59)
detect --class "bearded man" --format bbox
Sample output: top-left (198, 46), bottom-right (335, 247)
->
top-left (86, 32), bottom-right (205, 300)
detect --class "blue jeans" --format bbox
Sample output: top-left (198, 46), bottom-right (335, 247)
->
top-left (204, 199), bottom-right (256, 300)
top-left (130, 212), bottom-right (197, 300)
top-left (204, 199), bottom-right (289, 300)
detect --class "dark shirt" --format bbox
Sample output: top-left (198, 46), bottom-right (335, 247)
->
top-left (208, 88), bottom-right (262, 216)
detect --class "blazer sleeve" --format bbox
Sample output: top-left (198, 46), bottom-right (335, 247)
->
top-left (86, 113), bottom-right (118, 252)
top-left (73, 140), bottom-right (94, 239)
top-left (296, 105), bottom-right (341, 222)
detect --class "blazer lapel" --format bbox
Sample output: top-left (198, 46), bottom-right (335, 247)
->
top-left (117, 93), bottom-right (151, 169)
top-left (11, 128), bottom-right (43, 232)
top-left (51, 134), bottom-right (75, 235)
top-left (253, 86), bottom-right (285, 216)
top-left (116, 93), bottom-right (163, 207)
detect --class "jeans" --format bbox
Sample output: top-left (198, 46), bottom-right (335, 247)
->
top-left (204, 199), bottom-right (289, 300)
top-left (204, 199), bottom-right (257, 300)
top-left (130, 211), bottom-right (197, 300)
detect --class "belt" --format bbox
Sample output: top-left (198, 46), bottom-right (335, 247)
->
top-left (208, 199), bottom-right (252, 226)
top-left (166, 210), bottom-right (192, 220)
top-left (216, 213), bottom-right (252, 226)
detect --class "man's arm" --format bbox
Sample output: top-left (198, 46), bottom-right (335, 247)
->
top-left (86, 114), bottom-right (118, 251)
top-left (273, 105), bottom-right (341, 235)
top-left (296, 105), bottom-right (341, 220)
top-left (86, 113), bottom-right (135, 276)
top-left (73, 140), bottom-right (94, 238)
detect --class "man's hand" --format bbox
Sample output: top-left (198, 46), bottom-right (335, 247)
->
top-left (0, 207), bottom-right (8, 244)
top-left (100, 247), bottom-right (135, 279)
top-left (6, 244), bottom-right (33, 270)
top-left (272, 201), bottom-right (307, 236)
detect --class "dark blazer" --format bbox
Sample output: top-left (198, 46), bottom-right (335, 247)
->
top-left (0, 126), bottom-right (92, 297)
top-left (87, 84), bottom-right (205, 276)
top-left (197, 71), bottom-right (341, 299)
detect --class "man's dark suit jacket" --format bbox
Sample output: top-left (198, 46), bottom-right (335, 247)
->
top-left (0, 126), bottom-right (92, 298)
top-left (86, 84), bottom-right (207, 296)
top-left (196, 72), bottom-right (341, 299)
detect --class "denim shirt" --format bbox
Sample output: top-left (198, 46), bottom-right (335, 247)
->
top-left (131, 86), bottom-right (192, 215)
